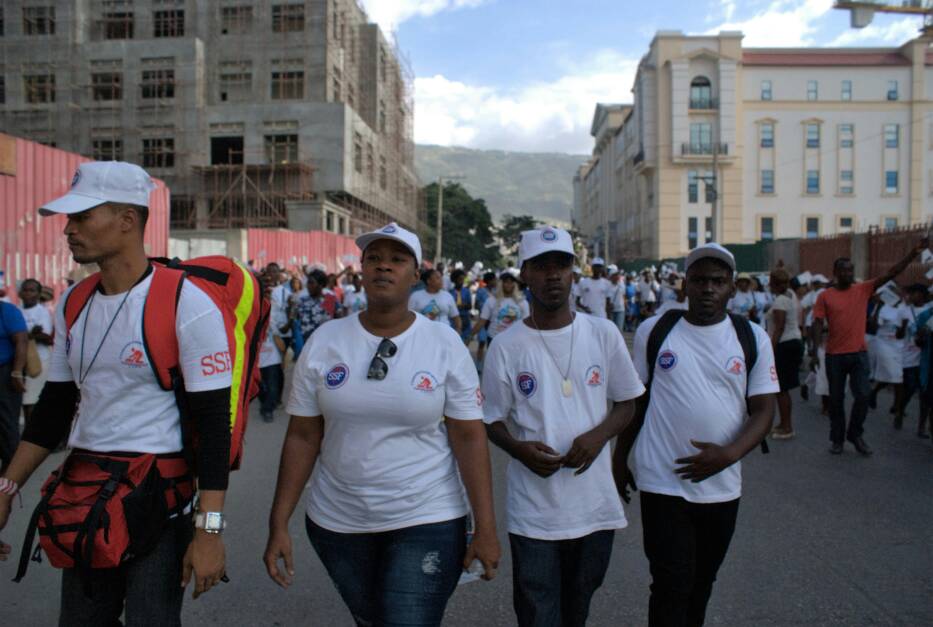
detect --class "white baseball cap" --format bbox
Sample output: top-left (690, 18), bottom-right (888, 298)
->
top-left (591, 257), bottom-right (606, 266)
top-left (811, 274), bottom-right (829, 284)
top-left (685, 242), bottom-right (736, 272)
top-left (355, 222), bottom-right (422, 266)
top-left (518, 226), bottom-right (576, 267)
top-left (607, 264), bottom-right (619, 275)
top-left (39, 161), bottom-right (156, 216)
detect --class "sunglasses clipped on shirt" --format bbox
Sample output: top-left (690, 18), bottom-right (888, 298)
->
top-left (367, 338), bottom-right (398, 380)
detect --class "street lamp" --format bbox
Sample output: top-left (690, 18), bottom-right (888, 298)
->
top-left (435, 175), bottom-right (466, 265)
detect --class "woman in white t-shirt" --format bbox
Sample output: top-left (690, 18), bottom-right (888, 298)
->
top-left (470, 271), bottom-right (529, 344)
top-left (868, 296), bottom-right (905, 416)
top-left (264, 223), bottom-right (500, 627)
top-left (766, 269), bottom-right (803, 439)
top-left (17, 279), bottom-right (53, 419)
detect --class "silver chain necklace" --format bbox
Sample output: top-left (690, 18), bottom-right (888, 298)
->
top-left (531, 311), bottom-right (575, 397)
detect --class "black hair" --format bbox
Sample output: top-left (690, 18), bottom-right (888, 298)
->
top-left (500, 271), bottom-right (517, 281)
top-left (482, 272), bottom-right (496, 282)
top-left (420, 268), bottom-right (437, 284)
top-left (907, 283), bottom-right (928, 295)
top-left (111, 203), bottom-right (149, 232)
top-left (451, 269), bottom-right (466, 282)
top-left (20, 278), bottom-right (42, 292)
top-left (307, 269), bottom-right (328, 287)
top-left (833, 257), bottom-right (852, 272)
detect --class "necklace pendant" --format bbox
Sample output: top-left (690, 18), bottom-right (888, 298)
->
top-left (561, 378), bottom-right (573, 397)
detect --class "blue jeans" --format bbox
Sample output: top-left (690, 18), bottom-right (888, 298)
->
top-left (611, 311), bottom-right (625, 333)
top-left (509, 530), bottom-right (615, 627)
top-left (59, 514), bottom-right (192, 627)
top-left (825, 351), bottom-right (871, 444)
top-left (306, 516), bottom-right (466, 627)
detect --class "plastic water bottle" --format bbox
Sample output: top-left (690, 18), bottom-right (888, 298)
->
top-left (458, 514), bottom-right (485, 585)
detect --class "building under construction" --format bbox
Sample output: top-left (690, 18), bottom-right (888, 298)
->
top-left (0, 0), bottom-right (423, 237)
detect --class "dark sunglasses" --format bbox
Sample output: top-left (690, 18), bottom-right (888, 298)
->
top-left (367, 338), bottom-right (398, 380)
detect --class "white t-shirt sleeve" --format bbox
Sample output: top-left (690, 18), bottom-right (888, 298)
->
top-left (443, 339), bottom-right (482, 420)
top-left (631, 316), bottom-right (656, 384)
top-left (176, 282), bottom-right (233, 393)
top-left (480, 297), bottom-right (495, 322)
top-left (286, 334), bottom-right (321, 417)
top-left (47, 294), bottom-right (74, 383)
top-left (519, 300), bottom-right (530, 319)
top-left (749, 326), bottom-right (780, 397)
top-left (606, 327), bottom-right (646, 402)
top-left (480, 340), bottom-right (512, 423)
top-left (444, 292), bottom-right (460, 319)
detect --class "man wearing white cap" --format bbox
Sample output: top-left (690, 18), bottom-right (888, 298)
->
top-left (0, 162), bottom-right (233, 623)
top-left (614, 242), bottom-right (778, 627)
top-left (576, 257), bottom-right (612, 319)
top-left (482, 226), bottom-right (645, 626)
top-left (608, 264), bottom-right (627, 332)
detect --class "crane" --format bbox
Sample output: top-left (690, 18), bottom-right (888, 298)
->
top-left (834, 1), bottom-right (933, 35)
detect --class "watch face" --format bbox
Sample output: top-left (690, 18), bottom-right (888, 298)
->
top-left (205, 512), bottom-right (223, 529)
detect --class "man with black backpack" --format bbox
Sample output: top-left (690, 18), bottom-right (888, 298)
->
top-left (0, 162), bottom-right (246, 625)
top-left (613, 243), bottom-right (778, 627)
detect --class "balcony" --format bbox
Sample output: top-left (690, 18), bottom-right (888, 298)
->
top-left (681, 142), bottom-right (728, 156)
top-left (689, 97), bottom-right (718, 110)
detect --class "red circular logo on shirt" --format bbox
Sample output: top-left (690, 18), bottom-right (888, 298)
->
top-left (411, 371), bottom-right (439, 393)
top-left (725, 356), bottom-right (745, 375)
top-left (585, 365), bottom-right (603, 386)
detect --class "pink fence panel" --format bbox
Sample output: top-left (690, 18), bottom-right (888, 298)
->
top-left (799, 235), bottom-right (851, 279)
top-left (0, 134), bottom-right (169, 303)
top-left (246, 229), bottom-right (358, 274)
top-left (868, 225), bottom-right (928, 286)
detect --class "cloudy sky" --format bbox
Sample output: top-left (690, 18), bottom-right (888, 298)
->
top-left (358, 0), bottom-right (925, 155)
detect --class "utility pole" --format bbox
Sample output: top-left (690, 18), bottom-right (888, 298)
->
top-left (434, 175), bottom-right (466, 265)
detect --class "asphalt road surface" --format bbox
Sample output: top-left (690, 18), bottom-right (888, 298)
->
top-left (3, 368), bottom-right (931, 626)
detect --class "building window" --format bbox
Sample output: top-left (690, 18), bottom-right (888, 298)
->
top-left (272, 4), bottom-right (305, 32)
top-left (884, 124), bottom-right (899, 148)
top-left (705, 217), bottom-right (713, 243)
top-left (887, 80), bottom-right (898, 101)
top-left (839, 123), bottom-right (854, 148)
top-left (220, 6), bottom-right (252, 34)
top-left (690, 76), bottom-right (713, 109)
top-left (141, 69), bottom-right (174, 99)
top-left (839, 216), bottom-right (854, 231)
top-left (92, 139), bottom-right (122, 161)
top-left (807, 80), bottom-right (818, 101)
top-left (687, 171), bottom-right (698, 203)
top-left (103, 12), bottom-right (134, 39)
top-left (841, 80), bottom-right (852, 101)
top-left (271, 71), bottom-right (304, 100)
top-left (92, 73), bottom-right (122, 101)
top-left (761, 170), bottom-right (774, 194)
top-left (265, 134), bottom-right (298, 163)
top-left (883, 216), bottom-right (898, 229)
top-left (23, 6), bottom-right (55, 35)
top-left (806, 124), bottom-right (820, 148)
top-left (353, 132), bottom-right (363, 173)
top-left (760, 123), bottom-right (774, 148)
top-left (689, 123), bottom-right (712, 153)
top-left (806, 217), bottom-right (820, 238)
top-left (0, 77), bottom-right (4, 104)
top-left (840, 170), bottom-right (854, 195)
top-left (142, 138), bottom-right (175, 168)
top-left (885, 170), bottom-right (899, 194)
top-left (219, 71), bottom-right (252, 102)
top-left (806, 170), bottom-right (820, 194)
top-left (325, 211), bottom-right (334, 232)
top-left (760, 217), bottom-right (774, 241)
top-left (761, 80), bottom-right (772, 101)
top-left (24, 74), bottom-right (55, 103)
top-left (379, 157), bottom-right (387, 190)
top-left (688, 217), bottom-right (698, 249)
top-left (153, 10), bottom-right (184, 37)
top-left (379, 107), bottom-right (387, 134)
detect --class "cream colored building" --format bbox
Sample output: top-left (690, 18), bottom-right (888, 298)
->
top-left (574, 31), bottom-right (933, 260)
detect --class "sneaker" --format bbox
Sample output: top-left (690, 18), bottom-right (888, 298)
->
top-left (829, 442), bottom-right (844, 455)
top-left (846, 436), bottom-right (873, 456)
top-left (771, 429), bottom-right (795, 440)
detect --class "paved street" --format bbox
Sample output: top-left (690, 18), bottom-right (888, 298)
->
top-left (3, 369), bottom-right (932, 626)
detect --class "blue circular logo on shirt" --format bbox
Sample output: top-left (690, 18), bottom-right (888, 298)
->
top-left (517, 372), bottom-right (537, 398)
top-left (541, 228), bottom-right (557, 242)
top-left (658, 350), bottom-right (677, 371)
top-left (325, 363), bottom-right (350, 389)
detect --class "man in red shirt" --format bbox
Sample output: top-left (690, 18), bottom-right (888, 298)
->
top-left (811, 238), bottom-right (928, 455)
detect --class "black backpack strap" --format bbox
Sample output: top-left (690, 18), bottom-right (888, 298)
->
top-left (728, 314), bottom-right (768, 454)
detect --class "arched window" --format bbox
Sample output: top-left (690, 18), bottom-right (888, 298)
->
top-left (690, 76), bottom-right (713, 109)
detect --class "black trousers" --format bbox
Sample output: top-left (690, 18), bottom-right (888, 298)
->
top-left (640, 492), bottom-right (740, 627)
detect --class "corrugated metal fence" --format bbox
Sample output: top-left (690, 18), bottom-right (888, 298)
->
top-left (246, 229), bottom-right (359, 273)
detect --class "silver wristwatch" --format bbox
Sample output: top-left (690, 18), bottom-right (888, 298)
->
top-left (194, 511), bottom-right (227, 534)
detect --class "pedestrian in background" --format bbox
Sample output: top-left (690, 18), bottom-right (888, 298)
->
top-left (811, 240), bottom-right (926, 456)
top-left (342, 272), bottom-right (367, 314)
top-left (258, 272), bottom-right (285, 424)
top-left (17, 279), bottom-right (53, 423)
top-left (576, 257), bottom-right (612, 319)
top-left (294, 269), bottom-right (341, 343)
top-left (471, 270), bottom-right (529, 347)
top-left (451, 268), bottom-right (473, 342)
top-left (609, 265), bottom-right (627, 333)
top-left (483, 226), bottom-right (644, 627)
top-left (265, 223), bottom-right (500, 627)
top-left (409, 268), bottom-right (462, 333)
top-left (474, 271), bottom-right (497, 363)
top-left (615, 243), bottom-right (778, 627)
top-left (767, 268), bottom-right (803, 439)
top-left (0, 295), bottom-right (27, 472)
top-left (898, 284), bottom-right (931, 437)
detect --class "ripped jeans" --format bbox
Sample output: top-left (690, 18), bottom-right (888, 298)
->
top-left (305, 515), bottom-right (466, 627)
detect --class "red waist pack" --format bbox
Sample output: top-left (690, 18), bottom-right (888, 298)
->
top-left (13, 450), bottom-right (193, 583)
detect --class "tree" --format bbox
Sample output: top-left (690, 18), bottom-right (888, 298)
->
top-left (423, 182), bottom-right (499, 267)
top-left (497, 214), bottom-right (540, 258)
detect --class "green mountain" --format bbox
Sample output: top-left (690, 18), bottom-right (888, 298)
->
top-left (414, 145), bottom-right (586, 224)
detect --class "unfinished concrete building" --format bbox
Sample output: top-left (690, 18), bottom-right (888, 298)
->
top-left (0, 0), bottom-right (422, 237)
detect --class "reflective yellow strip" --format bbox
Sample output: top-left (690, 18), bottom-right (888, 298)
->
top-left (229, 262), bottom-right (255, 432)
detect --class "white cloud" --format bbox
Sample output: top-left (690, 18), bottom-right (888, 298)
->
top-left (828, 17), bottom-right (920, 47)
top-left (705, 0), bottom-right (834, 46)
top-left (414, 51), bottom-right (638, 153)
top-left (359, 0), bottom-right (489, 36)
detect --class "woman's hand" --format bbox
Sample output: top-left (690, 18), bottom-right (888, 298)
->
top-left (464, 526), bottom-right (500, 581)
top-left (263, 526), bottom-right (295, 589)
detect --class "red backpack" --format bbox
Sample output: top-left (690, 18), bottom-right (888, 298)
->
top-left (14, 256), bottom-right (269, 584)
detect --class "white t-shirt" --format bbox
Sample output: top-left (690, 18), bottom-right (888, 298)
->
top-left (570, 281), bottom-right (581, 312)
top-left (659, 285), bottom-right (679, 304)
top-left (342, 288), bottom-right (367, 314)
top-left (482, 315), bottom-right (645, 540)
top-left (480, 295), bottom-right (530, 338)
top-left (899, 303), bottom-right (931, 368)
top-left (653, 299), bottom-right (689, 317)
top-left (270, 283), bottom-right (293, 338)
top-left (408, 289), bottom-right (459, 324)
top-left (286, 313), bottom-right (482, 533)
top-left (259, 329), bottom-right (283, 368)
top-left (631, 315), bottom-right (778, 504)
top-left (610, 281), bottom-right (626, 312)
top-left (801, 288), bottom-right (824, 327)
top-left (20, 303), bottom-right (53, 362)
top-left (727, 291), bottom-right (757, 317)
top-left (578, 277), bottom-right (613, 318)
top-left (638, 280), bottom-right (658, 303)
top-left (766, 292), bottom-right (802, 342)
top-left (875, 304), bottom-right (902, 342)
top-left (48, 274), bottom-right (232, 453)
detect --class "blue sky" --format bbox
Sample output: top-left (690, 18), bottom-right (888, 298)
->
top-left (360, 0), bottom-right (925, 154)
